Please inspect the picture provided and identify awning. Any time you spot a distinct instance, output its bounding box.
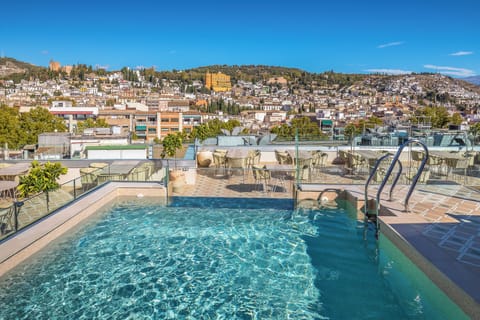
[321,120,333,126]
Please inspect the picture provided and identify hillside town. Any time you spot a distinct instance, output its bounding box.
[1,58,480,159]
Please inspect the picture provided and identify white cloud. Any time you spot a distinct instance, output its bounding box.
[423,64,476,77]
[365,68,413,75]
[449,51,473,56]
[377,41,404,49]
[41,50,49,55]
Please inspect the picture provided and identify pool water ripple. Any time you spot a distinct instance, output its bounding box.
[0,201,322,319]
[0,199,463,319]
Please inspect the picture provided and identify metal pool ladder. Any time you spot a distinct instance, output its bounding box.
[364,139,429,237]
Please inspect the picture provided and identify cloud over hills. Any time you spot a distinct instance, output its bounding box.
[424,64,476,77]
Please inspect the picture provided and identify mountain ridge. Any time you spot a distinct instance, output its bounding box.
[463,76,480,86]
[1,57,478,92]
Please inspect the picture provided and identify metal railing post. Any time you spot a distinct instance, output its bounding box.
[73,179,76,199]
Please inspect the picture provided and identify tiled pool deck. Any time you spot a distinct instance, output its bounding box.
[172,170,480,317]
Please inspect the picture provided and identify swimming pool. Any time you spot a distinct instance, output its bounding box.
[0,197,467,319]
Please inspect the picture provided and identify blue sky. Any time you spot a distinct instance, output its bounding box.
[1,0,479,77]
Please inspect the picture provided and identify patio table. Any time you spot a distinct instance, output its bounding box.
[0,163,30,181]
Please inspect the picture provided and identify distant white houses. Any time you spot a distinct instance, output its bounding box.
[49,102,99,133]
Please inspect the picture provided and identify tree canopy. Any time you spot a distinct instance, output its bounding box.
[17,161,67,198]
[271,116,326,140]
[0,105,24,149]
[411,105,450,128]
[189,119,242,142]
[161,132,184,158]
[76,118,109,134]
[0,105,67,149]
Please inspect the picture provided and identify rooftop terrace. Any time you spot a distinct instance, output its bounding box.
[1,142,480,317]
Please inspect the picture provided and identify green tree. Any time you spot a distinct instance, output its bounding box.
[344,123,360,141]
[161,132,183,158]
[106,98,116,106]
[19,107,67,145]
[271,117,324,140]
[189,119,240,142]
[367,115,383,127]
[76,118,110,134]
[411,106,450,128]
[450,113,463,126]
[0,105,25,149]
[271,123,293,138]
[17,161,67,198]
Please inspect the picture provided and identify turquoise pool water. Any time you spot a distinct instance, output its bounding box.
[0,197,465,319]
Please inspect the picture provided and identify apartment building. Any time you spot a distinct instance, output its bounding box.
[99,109,204,142]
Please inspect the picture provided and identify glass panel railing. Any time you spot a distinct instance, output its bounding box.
[0,160,168,243]
[169,166,296,197]
[3,151,479,243]
[16,192,49,231]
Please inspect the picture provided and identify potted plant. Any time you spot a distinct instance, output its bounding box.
[162,133,186,191]
[17,161,67,212]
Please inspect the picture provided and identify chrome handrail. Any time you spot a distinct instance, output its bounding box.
[363,139,429,238]
[364,153,403,214]
[376,139,429,217]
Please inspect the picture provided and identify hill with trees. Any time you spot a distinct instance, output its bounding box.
[1,56,478,96]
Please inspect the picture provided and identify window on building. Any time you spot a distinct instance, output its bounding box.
[161,118,169,122]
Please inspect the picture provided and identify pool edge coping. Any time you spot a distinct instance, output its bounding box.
[378,216,479,319]
[297,184,479,318]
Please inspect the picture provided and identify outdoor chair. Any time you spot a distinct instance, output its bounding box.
[252,165,271,192]
[350,153,368,175]
[128,166,148,181]
[344,151,368,175]
[411,150,424,163]
[213,151,228,176]
[247,150,261,169]
[275,150,293,165]
[426,155,444,176]
[293,157,311,181]
[227,157,248,183]
[451,157,470,183]
[139,161,155,180]
[312,151,328,168]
